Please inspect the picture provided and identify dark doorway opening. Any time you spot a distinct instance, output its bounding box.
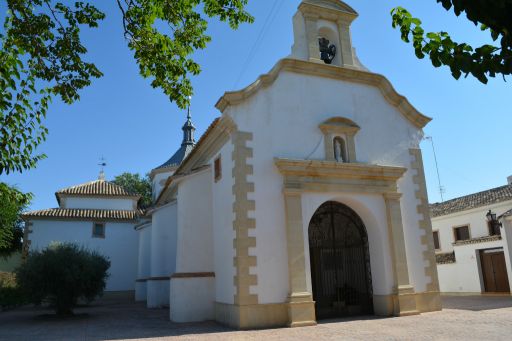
[308,201,373,319]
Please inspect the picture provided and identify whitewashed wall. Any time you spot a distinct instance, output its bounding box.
[437,239,503,293]
[135,223,151,301]
[29,220,138,291]
[224,69,428,302]
[62,197,136,210]
[147,202,177,308]
[210,142,236,304]
[170,168,214,322]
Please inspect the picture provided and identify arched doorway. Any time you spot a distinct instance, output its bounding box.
[308,201,373,319]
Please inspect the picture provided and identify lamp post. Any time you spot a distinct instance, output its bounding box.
[486,210,503,236]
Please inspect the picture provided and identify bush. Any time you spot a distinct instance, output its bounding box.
[0,272,25,310]
[16,243,110,315]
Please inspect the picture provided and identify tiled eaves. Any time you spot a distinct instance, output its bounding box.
[21,208,141,222]
[430,185,512,218]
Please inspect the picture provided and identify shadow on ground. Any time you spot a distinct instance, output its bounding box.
[1,295,512,340]
[0,298,233,341]
[442,295,512,311]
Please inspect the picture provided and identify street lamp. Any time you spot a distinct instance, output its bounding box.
[486,210,503,236]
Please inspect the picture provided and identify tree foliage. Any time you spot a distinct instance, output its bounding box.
[112,172,152,208]
[0,183,31,259]
[16,243,110,315]
[391,0,512,83]
[1,1,105,174]
[0,1,253,175]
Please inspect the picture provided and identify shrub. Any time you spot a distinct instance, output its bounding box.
[16,243,110,315]
[0,272,25,310]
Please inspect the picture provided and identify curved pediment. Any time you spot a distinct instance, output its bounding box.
[216,58,432,129]
[301,0,358,16]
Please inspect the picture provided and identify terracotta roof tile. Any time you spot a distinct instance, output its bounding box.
[430,185,512,218]
[56,180,139,197]
[22,208,141,221]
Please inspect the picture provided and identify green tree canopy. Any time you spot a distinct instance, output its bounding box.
[0,0,253,175]
[112,172,152,209]
[0,183,31,259]
[391,0,512,83]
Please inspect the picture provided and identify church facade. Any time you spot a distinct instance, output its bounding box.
[135,0,442,329]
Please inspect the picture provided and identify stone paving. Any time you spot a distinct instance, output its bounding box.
[1,295,511,340]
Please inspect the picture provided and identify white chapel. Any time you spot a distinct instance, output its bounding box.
[24,0,443,330]
[134,0,441,329]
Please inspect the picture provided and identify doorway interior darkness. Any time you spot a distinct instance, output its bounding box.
[308,201,374,319]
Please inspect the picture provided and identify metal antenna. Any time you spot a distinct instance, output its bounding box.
[98,156,107,180]
[424,136,445,202]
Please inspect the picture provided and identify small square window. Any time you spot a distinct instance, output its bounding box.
[214,156,222,182]
[433,231,440,250]
[92,223,105,238]
[454,225,470,242]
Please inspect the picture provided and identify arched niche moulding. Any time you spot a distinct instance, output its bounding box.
[319,117,360,162]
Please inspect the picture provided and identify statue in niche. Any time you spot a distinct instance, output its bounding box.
[319,37,336,64]
[333,137,346,162]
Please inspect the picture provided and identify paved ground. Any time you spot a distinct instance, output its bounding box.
[1,295,511,341]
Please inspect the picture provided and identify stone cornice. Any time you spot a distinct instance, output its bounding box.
[274,158,406,194]
[274,158,406,181]
[216,58,431,129]
[452,235,502,246]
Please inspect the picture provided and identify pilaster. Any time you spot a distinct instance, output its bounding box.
[383,192,419,316]
[283,191,316,327]
[337,19,355,67]
[304,13,321,63]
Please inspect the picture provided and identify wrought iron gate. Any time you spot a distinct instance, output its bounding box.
[309,201,373,319]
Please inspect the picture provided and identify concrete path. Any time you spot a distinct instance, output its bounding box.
[1,295,511,340]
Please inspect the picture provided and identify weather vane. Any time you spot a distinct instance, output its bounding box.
[98,156,107,180]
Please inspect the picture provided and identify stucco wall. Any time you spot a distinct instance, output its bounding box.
[135,223,151,301]
[175,169,214,273]
[437,239,503,293]
[210,141,236,304]
[151,203,178,277]
[224,69,429,303]
[29,220,138,291]
[147,202,177,308]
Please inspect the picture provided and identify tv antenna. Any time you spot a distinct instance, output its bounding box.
[423,136,445,202]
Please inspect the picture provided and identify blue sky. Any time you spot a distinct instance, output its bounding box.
[1,1,511,211]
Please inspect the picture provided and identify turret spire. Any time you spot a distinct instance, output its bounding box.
[182,97,196,146]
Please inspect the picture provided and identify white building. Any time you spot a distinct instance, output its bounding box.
[22,177,141,293]
[431,177,512,295]
[135,0,442,329]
